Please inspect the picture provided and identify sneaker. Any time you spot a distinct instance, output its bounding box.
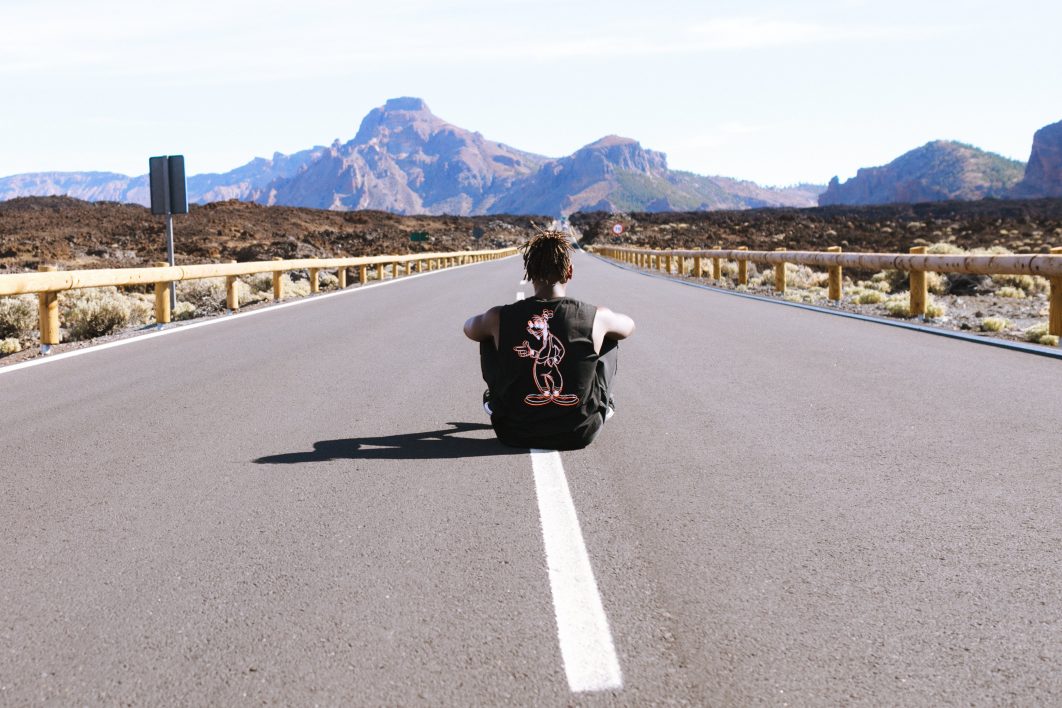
[604,395,616,422]
[483,389,493,416]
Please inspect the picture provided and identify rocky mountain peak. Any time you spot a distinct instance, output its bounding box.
[1012,119,1062,198]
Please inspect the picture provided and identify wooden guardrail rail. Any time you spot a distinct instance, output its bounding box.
[0,247,517,351]
[593,244,1062,339]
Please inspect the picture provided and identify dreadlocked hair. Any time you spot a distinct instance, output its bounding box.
[522,231,573,284]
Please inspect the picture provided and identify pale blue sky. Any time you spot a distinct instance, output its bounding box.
[2,0,1059,186]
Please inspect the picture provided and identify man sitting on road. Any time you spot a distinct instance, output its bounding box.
[463,232,635,450]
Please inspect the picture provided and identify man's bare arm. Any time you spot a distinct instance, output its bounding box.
[463,306,501,347]
[592,306,635,352]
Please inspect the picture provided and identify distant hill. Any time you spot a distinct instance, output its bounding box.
[0,97,822,217]
[819,140,1025,206]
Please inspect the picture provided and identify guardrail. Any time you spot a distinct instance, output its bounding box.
[0,247,517,351]
[593,244,1062,339]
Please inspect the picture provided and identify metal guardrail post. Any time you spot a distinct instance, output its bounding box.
[272,257,284,300]
[737,246,749,285]
[909,246,928,317]
[309,268,319,293]
[37,265,60,351]
[774,248,787,292]
[153,261,172,325]
[1051,247,1062,337]
[225,260,239,312]
[827,246,843,302]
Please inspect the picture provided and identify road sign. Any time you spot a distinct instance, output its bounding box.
[149,155,188,215]
[410,231,430,242]
[149,154,188,313]
[612,223,625,235]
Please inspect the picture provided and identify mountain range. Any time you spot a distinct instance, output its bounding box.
[819,119,1062,206]
[0,98,820,217]
[2,100,1060,214]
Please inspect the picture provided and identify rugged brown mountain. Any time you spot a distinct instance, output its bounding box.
[819,141,1025,206]
[1011,119,1062,198]
[0,97,822,217]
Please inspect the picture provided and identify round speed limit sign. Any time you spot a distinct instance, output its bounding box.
[612,223,625,235]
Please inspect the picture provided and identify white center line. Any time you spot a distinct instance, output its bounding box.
[529,449,623,693]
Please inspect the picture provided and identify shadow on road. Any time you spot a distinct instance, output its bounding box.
[253,422,525,463]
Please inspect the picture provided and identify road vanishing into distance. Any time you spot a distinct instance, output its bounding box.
[2,251,1060,705]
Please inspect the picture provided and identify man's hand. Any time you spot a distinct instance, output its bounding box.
[513,341,534,357]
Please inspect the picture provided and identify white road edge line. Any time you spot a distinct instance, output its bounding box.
[0,256,516,377]
[529,449,623,693]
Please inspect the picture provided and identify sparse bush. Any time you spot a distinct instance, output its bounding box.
[1,337,22,354]
[884,293,912,318]
[1024,323,1060,346]
[992,274,1049,296]
[0,295,37,339]
[926,271,948,295]
[318,272,339,289]
[176,278,227,315]
[980,317,1009,332]
[925,302,946,319]
[280,274,311,298]
[62,287,131,340]
[926,242,965,255]
[173,302,197,321]
[247,273,273,293]
[854,290,885,304]
[995,286,1025,299]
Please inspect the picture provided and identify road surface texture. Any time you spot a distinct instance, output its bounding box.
[1,251,1059,705]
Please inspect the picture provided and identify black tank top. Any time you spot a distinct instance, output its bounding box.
[492,297,603,449]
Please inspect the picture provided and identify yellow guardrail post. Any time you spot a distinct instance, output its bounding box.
[665,252,673,274]
[737,246,748,285]
[225,260,240,312]
[694,255,703,277]
[827,246,843,302]
[153,261,172,325]
[677,254,686,276]
[909,246,927,318]
[37,265,60,350]
[1051,247,1062,337]
[309,267,320,293]
[337,266,347,289]
[392,260,399,278]
[774,248,787,292]
[712,246,722,280]
[272,257,284,300]
[359,264,367,284]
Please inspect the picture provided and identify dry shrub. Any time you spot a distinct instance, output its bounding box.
[0,295,37,339]
[173,302,197,321]
[980,317,1009,332]
[244,272,275,294]
[318,271,339,289]
[994,286,1025,299]
[61,287,132,340]
[991,274,1049,296]
[926,242,966,255]
[280,274,311,298]
[884,293,912,318]
[1,337,22,354]
[925,302,946,319]
[854,289,885,304]
[176,278,227,315]
[1024,323,1060,346]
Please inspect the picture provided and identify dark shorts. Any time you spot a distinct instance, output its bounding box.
[480,338,619,450]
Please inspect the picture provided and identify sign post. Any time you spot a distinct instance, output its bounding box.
[149,155,188,313]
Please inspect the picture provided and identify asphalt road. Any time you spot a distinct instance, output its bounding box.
[1,251,1059,705]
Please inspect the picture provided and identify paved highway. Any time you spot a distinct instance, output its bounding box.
[1,251,1059,705]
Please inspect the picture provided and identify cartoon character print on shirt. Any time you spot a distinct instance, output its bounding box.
[512,309,581,406]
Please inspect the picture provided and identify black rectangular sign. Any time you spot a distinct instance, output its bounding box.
[149,155,188,215]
